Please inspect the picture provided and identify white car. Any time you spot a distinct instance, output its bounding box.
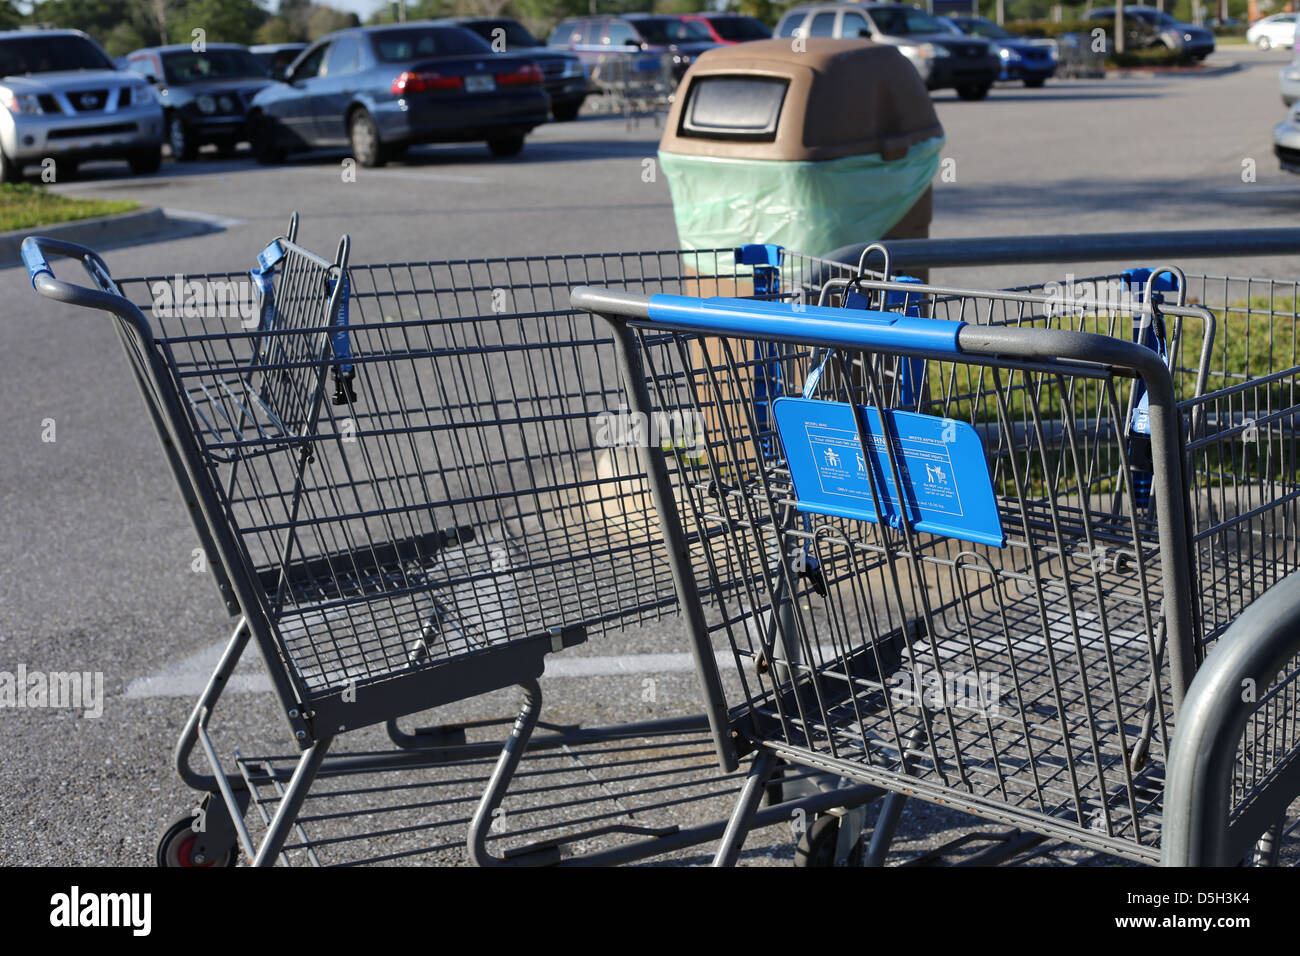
[1273,101,1300,172]
[1281,46,1300,105]
[1248,12,1296,51]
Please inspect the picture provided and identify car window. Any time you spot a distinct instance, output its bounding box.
[291,43,328,80]
[842,12,872,36]
[808,12,836,37]
[867,7,946,35]
[606,21,639,45]
[161,48,268,85]
[548,21,576,45]
[577,21,599,44]
[632,18,714,44]
[776,13,804,38]
[709,16,772,41]
[126,54,157,79]
[473,20,539,48]
[323,35,360,75]
[0,34,115,75]
[369,27,492,61]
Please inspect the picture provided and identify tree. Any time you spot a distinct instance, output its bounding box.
[304,4,359,39]
[253,15,297,42]
[168,0,268,45]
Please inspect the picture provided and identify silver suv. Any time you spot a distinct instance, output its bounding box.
[0,28,164,182]
[775,3,1000,99]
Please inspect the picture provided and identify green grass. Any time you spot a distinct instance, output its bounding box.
[0,183,138,233]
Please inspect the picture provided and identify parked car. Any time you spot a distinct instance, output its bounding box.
[1085,7,1215,60]
[1274,100,1300,172]
[680,12,774,44]
[0,28,162,182]
[247,23,550,166]
[944,15,1056,87]
[1247,13,1297,51]
[774,3,1000,99]
[125,44,271,160]
[1281,33,1300,105]
[547,14,719,82]
[442,17,588,121]
[250,43,308,76]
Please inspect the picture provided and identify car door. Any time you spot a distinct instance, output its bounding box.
[280,40,329,145]
[311,33,362,147]
[806,11,837,38]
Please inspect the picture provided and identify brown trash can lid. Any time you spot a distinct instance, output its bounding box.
[659,38,942,163]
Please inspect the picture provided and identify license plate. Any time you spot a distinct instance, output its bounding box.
[465,75,496,92]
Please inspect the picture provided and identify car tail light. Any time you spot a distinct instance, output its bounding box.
[391,71,463,94]
[496,64,543,87]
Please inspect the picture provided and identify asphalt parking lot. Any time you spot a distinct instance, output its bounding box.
[3,44,1300,867]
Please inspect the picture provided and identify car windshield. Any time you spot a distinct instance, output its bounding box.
[0,35,114,75]
[955,18,1014,39]
[709,16,772,41]
[161,49,268,85]
[633,18,714,44]
[867,7,946,36]
[370,27,492,61]
[468,20,540,48]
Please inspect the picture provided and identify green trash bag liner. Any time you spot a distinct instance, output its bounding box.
[659,137,943,274]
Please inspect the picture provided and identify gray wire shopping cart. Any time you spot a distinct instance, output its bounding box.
[574,254,1300,866]
[21,218,880,867]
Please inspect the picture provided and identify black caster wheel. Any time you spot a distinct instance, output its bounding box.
[156,814,238,867]
[794,813,864,867]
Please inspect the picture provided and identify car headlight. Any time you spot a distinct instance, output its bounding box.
[131,84,157,106]
[928,43,950,58]
[0,87,42,115]
[999,46,1022,62]
[196,94,216,114]
[1184,32,1193,41]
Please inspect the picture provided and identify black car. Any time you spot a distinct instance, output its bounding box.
[247,24,551,165]
[125,44,271,160]
[444,17,588,121]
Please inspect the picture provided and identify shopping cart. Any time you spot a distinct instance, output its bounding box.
[586,50,676,129]
[574,255,1300,866]
[21,218,880,867]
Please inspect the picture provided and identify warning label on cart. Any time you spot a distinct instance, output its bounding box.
[773,397,1004,548]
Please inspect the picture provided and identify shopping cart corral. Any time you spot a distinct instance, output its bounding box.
[573,248,1300,866]
[22,219,886,867]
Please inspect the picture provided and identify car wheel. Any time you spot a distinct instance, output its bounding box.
[168,115,197,162]
[552,101,582,122]
[1023,77,1046,88]
[956,84,990,101]
[128,146,162,175]
[1258,36,1272,51]
[348,109,388,168]
[487,134,525,158]
[0,147,20,184]
[250,113,285,165]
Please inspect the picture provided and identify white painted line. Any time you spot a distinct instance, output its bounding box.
[162,207,247,228]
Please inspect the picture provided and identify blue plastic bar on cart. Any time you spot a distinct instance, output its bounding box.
[21,238,54,290]
[644,295,964,357]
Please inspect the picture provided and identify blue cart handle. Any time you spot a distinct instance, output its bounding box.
[21,235,153,343]
[571,287,964,358]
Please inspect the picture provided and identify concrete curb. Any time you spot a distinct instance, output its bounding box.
[1105,61,1243,79]
[0,205,167,266]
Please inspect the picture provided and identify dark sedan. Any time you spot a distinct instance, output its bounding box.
[247,24,550,166]
[125,44,271,160]
[444,17,588,121]
[945,16,1056,87]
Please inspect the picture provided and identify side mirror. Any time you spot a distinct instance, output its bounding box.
[624,37,640,46]
[144,72,159,84]
[858,28,872,37]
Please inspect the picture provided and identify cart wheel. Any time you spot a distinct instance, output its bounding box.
[794,813,863,868]
[156,815,237,868]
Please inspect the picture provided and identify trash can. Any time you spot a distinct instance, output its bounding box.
[659,37,944,284]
